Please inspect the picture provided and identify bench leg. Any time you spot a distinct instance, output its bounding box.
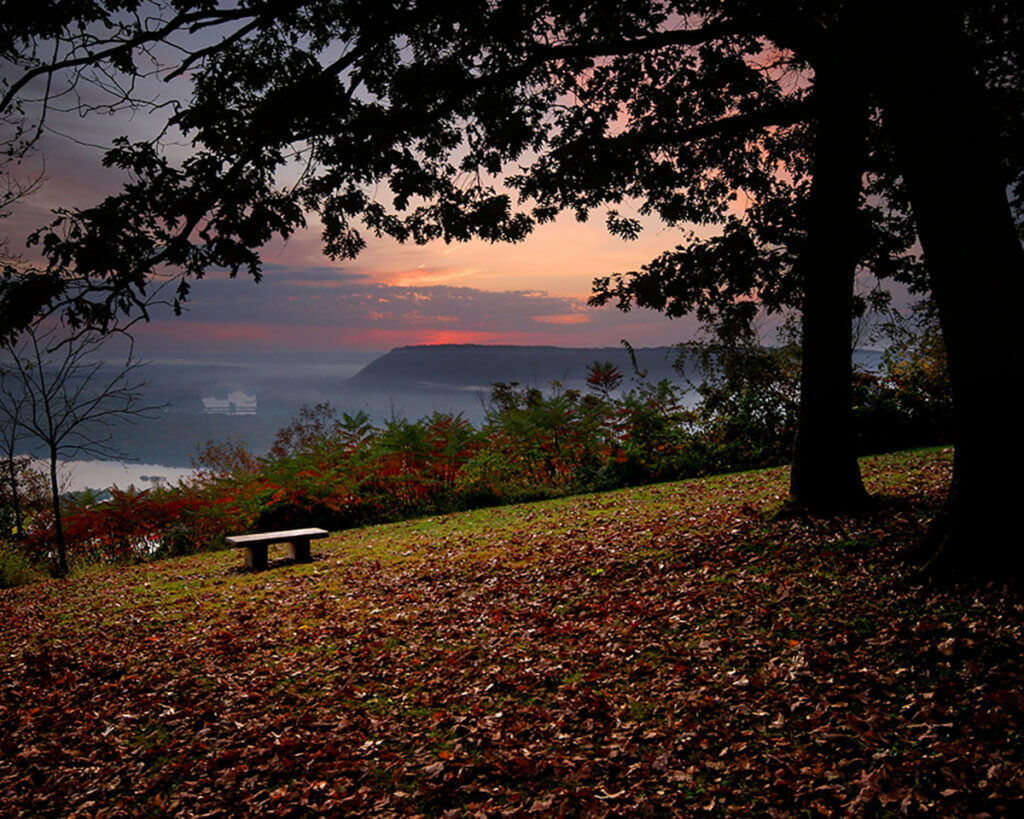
[287,538,312,563]
[244,543,269,571]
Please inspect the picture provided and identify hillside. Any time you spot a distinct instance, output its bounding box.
[348,344,689,388]
[2,449,1022,815]
[347,344,884,389]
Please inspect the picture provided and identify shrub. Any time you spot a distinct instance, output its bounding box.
[855,301,953,454]
[0,543,42,588]
[681,336,800,470]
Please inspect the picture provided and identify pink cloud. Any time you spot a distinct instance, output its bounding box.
[378,267,479,287]
[532,313,591,325]
[123,269,708,360]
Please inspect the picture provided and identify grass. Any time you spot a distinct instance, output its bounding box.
[2,447,1023,816]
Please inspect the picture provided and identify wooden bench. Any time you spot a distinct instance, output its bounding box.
[226,528,329,570]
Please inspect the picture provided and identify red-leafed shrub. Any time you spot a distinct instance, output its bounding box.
[23,487,214,565]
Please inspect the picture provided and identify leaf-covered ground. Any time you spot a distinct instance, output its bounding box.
[2,448,1022,817]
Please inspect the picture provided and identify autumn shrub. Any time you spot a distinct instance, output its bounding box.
[1,457,49,543]
[153,522,204,558]
[251,405,377,529]
[37,487,218,565]
[679,318,951,468]
[24,440,269,568]
[598,378,697,486]
[356,413,482,518]
[0,542,42,587]
[479,381,611,497]
[253,408,484,528]
[454,454,507,507]
[63,489,159,562]
[185,437,270,540]
[854,304,952,454]
[683,337,801,471]
[253,462,366,531]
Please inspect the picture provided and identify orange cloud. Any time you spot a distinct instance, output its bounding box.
[379,267,479,288]
[419,329,536,345]
[532,313,591,325]
[135,320,553,353]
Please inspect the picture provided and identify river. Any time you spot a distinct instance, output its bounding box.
[27,459,196,493]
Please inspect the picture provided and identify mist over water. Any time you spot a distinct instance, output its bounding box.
[28,459,196,493]
[82,346,688,466]
[19,346,883,483]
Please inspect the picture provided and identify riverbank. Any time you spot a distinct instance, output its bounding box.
[25,459,195,493]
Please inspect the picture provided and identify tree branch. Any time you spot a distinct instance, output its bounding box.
[0,8,258,114]
[532,21,756,62]
[612,98,812,148]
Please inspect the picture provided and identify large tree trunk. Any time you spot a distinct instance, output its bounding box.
[789,51,870,514]
[870,3,1024,578]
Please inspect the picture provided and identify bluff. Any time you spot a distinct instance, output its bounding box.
[348,344,689,389]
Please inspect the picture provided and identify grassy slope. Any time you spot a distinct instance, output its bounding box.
[1,448,1022,816]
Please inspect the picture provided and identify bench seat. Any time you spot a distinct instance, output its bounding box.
[226,527,329,570]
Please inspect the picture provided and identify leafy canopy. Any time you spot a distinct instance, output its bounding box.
[2,1,1019,338]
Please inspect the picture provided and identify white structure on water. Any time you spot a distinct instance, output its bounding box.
[201,389,257,415]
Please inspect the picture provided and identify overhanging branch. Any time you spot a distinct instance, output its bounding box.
[533,21,755,62]
[612,98,812,148]
[0,8,258,114]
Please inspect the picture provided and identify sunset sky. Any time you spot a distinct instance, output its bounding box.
[6,109,710,364]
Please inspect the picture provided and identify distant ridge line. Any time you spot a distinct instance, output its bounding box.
[349,343,686,388]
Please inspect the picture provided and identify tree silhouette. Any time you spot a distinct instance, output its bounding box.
[861,2,1024,577]
[0,324,160,575]
[0,2,881,513]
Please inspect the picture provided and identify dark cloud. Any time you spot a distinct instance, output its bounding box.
[3,108,704,360]
[130,263,699,360]
[167,268,584,330]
